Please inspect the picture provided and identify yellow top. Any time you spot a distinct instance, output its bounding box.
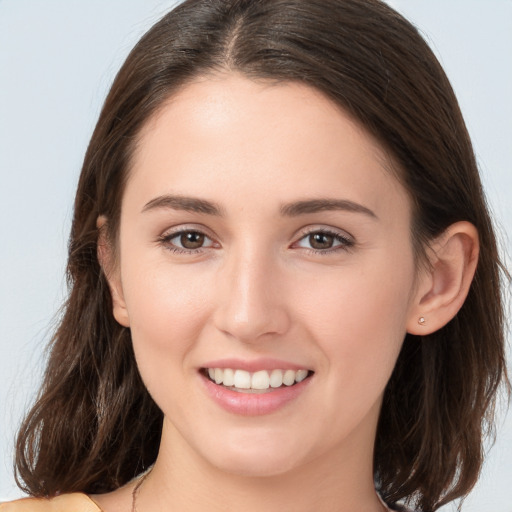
[0,493,102,512]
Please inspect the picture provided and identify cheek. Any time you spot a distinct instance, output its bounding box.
[120,254,215,369]
[120,257,220,416]
[294,255,415,380]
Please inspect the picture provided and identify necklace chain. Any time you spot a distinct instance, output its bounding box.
[131,470,150,512]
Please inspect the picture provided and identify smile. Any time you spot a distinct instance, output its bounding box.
[199,359,315,415]
[204,368,312,393]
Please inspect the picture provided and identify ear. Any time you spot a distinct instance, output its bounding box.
[96,216,130,328]
[406,221,479,335]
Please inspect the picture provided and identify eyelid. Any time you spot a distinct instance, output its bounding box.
[295,225,354,241]
[159,223,217,240]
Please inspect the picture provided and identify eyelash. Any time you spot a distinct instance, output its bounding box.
[158,228,355,255]
[295,228,355,255]
[158,229,216,255]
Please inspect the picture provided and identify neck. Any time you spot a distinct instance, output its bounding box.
[137,419,385,512]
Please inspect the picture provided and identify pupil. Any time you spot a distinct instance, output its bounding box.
[310,233,333,249]
[181,231,204,249]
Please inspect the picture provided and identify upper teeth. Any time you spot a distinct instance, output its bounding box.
[207,368,309,390]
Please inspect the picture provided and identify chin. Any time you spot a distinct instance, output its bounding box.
[197,430,311,478]
[212,452,302,478]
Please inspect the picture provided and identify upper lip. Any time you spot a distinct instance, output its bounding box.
[200,358,312,372]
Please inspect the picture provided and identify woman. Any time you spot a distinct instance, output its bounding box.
[2,0,508,511]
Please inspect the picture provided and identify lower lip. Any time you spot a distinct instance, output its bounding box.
[200,372,312,416]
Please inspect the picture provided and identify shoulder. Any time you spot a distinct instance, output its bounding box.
[0,493,102,512]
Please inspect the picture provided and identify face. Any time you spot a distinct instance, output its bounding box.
[110,74,422,478]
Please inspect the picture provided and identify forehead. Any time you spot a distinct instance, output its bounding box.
[126,73,408,220]
[137,74,385,161]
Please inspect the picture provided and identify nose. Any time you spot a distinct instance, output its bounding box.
[213,243,290,343]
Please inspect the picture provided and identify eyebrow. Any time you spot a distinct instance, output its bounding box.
[141,194,377,219]
[141,195,224,216]
[280,198,377,219]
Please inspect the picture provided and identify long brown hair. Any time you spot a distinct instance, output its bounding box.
[15,1,509,510]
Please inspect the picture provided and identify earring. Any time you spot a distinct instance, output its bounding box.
[418,316,426,326]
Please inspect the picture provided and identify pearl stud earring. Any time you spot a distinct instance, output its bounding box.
[418,316,426,326]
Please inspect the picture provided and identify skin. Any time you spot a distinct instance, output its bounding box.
[94,74,479,512]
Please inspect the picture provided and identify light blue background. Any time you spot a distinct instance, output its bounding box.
[1,1,510,510]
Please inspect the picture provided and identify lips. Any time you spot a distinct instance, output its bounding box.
[199,360,314,415]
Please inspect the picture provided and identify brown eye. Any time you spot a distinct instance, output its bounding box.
[309,232,334,249]
[180,231,205,249]
[294,229,354,253]
[161,229,217,253]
